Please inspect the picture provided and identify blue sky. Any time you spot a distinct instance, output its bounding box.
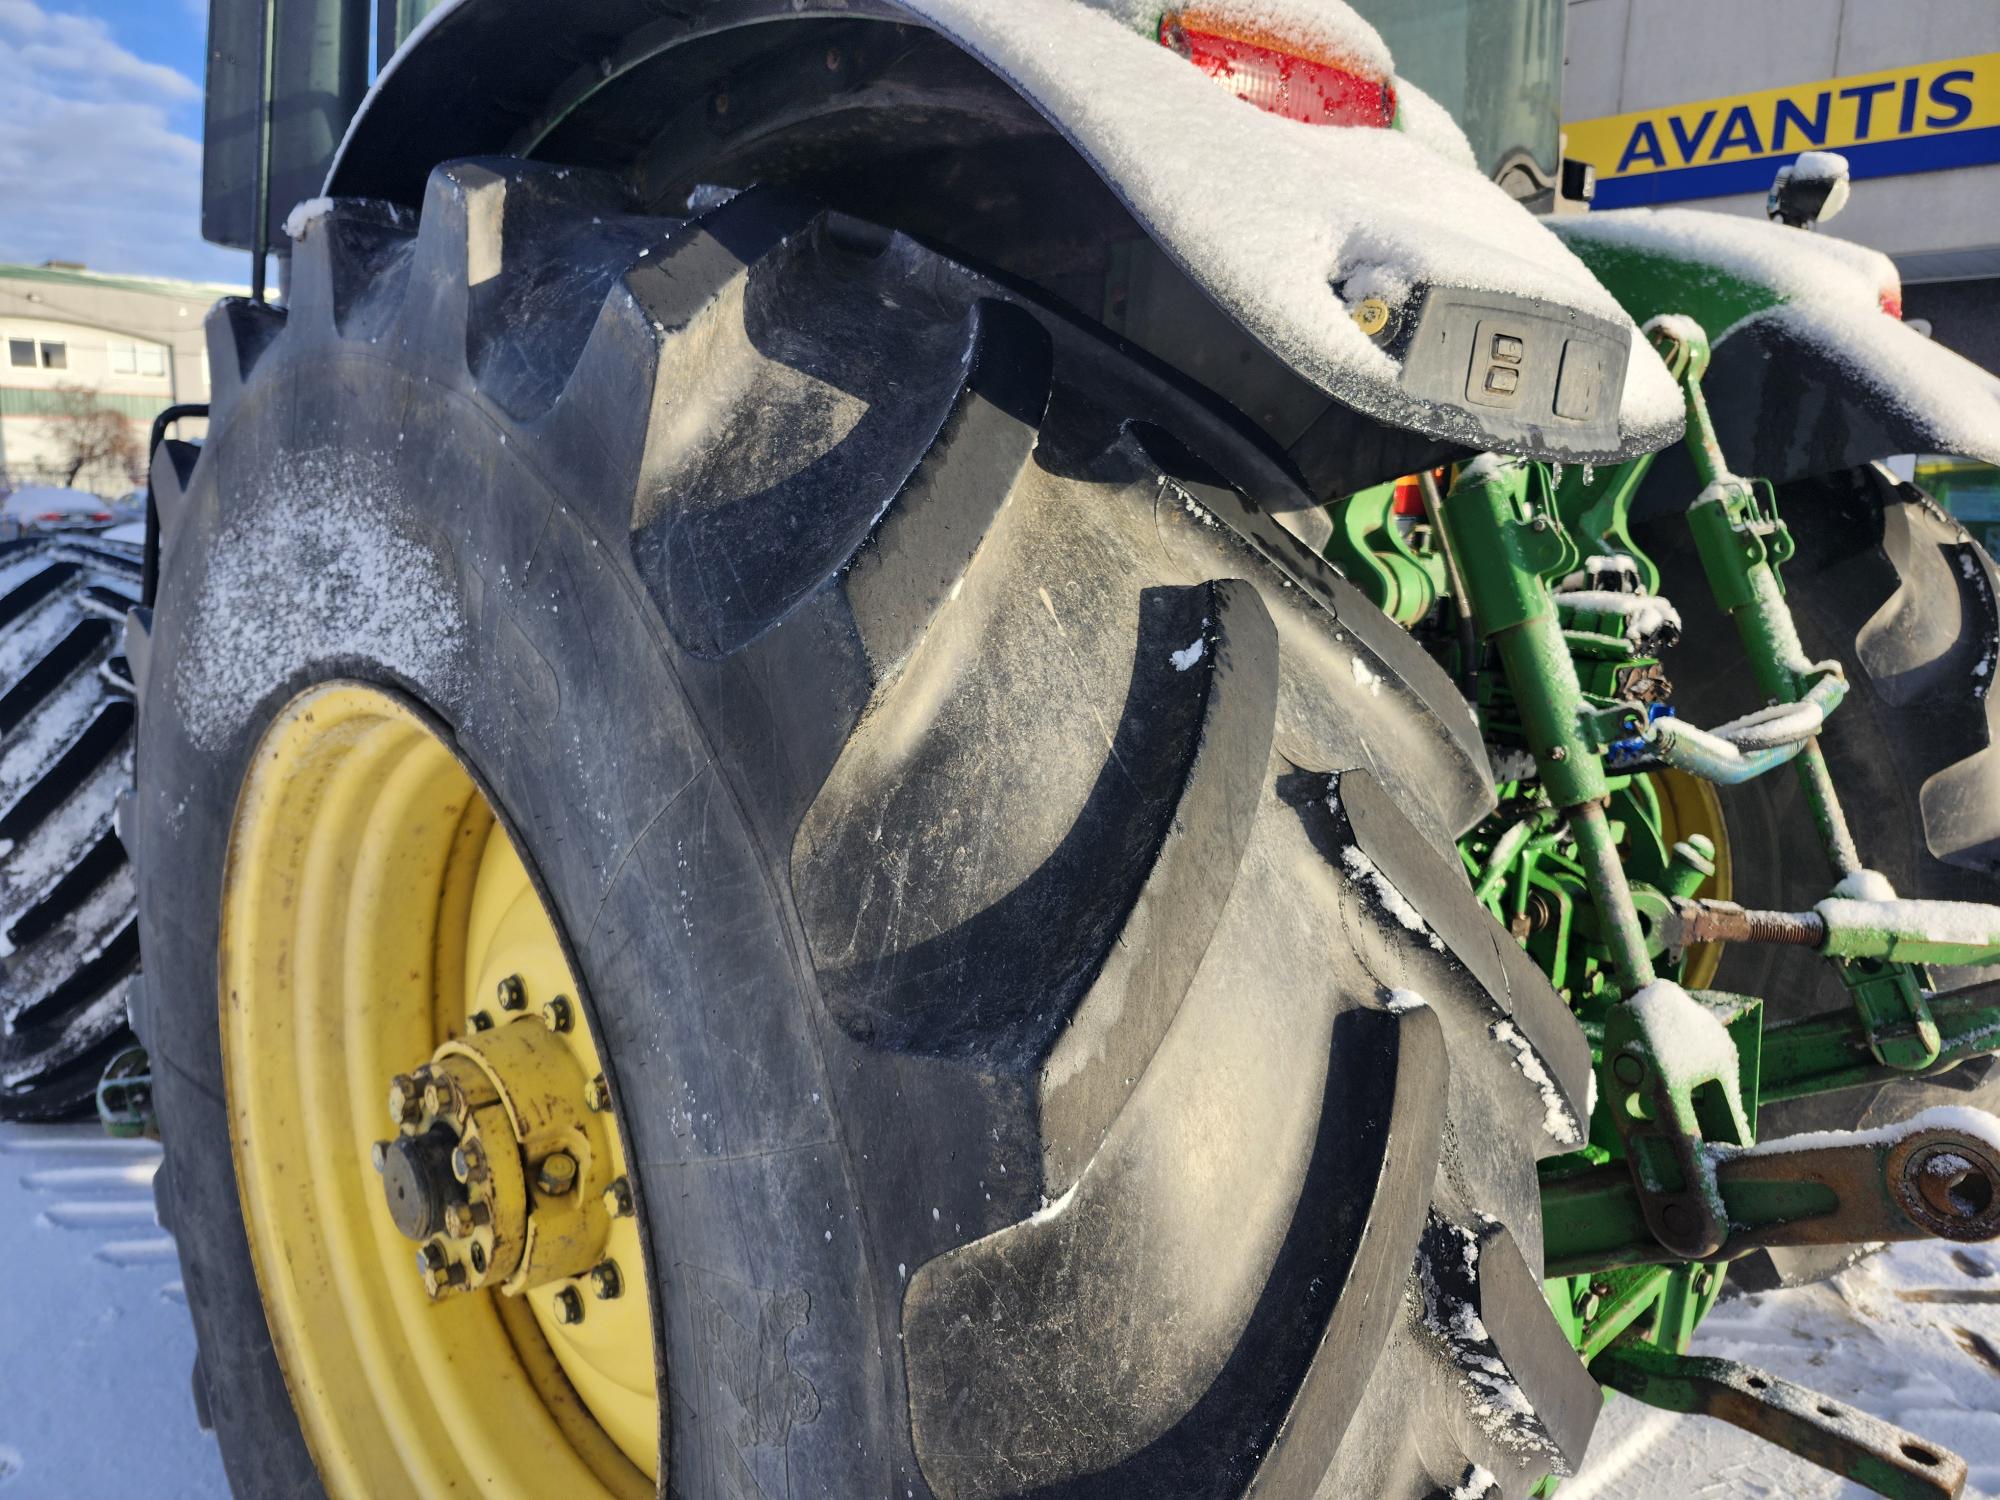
[0,0,249,283]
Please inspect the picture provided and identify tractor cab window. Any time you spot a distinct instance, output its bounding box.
[1351,0,1565,197]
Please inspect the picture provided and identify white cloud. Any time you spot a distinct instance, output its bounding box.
[0,1,246,283]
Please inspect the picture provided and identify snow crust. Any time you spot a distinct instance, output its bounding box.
[1747,300,2000,463]
[282,197,335,241]
[1726,1105,2000,1162]
[1790,150,1850,186]
[1169,635,1207,671]
[1556,207,1897,325]
[1384,987,1428,1014]
[1491,1018,1583,1147]
[1814,897,2000,949]
[1417,1219,1567,1465]
[172,449,464,749]
[900,0,1682,446]
[1339,844,1443,951]
[1833,868,1897,902]
[1089,0,1392,73]
[1553,588,1680,644]
[1627,980,1744,1113]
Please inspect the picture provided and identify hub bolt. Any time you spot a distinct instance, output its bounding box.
[371,1141,389,1173]
[470,1010,495,1032]
[418,1240,448,1275]
[603,1175,634,1218]
[585,1074,612,1112]
[589,1260,623,1300]
[542,995,574,1033]
[387,1074,423,1126]
[443,1200,489,1238]
[554,1287,585,1325]
[536,1151,579,1196]
[496,974,527,1012]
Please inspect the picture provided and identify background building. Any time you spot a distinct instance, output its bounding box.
[1563,1,2000,548]
[0,262,238,498]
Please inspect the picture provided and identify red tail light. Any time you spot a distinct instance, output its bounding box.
[1879,287,1904,320]
[1160,11,1396,127]
[36,512,63,523]
[91,511,112,521]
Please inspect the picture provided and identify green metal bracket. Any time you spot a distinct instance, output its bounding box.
[1322,478,1446,627]
[1598,988,1758,1258]
[1592,1344,1970,1499]
[1760,980,2000,1103]
[1842,959,1944,1071]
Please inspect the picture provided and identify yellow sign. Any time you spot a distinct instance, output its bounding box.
[1566,52,2000,207]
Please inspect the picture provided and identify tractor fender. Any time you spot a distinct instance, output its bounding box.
[1702,301,2000,483]
[325,0,1682,468]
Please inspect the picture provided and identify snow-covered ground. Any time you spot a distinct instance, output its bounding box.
[0,1122,224,1497]
[1,1117,1995,1497]
[1569,1238,2000,1499]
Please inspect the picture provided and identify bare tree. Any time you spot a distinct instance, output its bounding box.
[44,384,140,489]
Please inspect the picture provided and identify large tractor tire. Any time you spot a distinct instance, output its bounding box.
[0,533,140,1120]
[134,160,1600,1498]
[1644,463,2000,1284]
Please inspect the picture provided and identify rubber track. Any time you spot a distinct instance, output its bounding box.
[156,160,1599,1497]
[0,536,141,1121]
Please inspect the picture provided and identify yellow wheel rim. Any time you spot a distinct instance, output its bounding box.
[220,682,660,1497]
[1652,766,1734,990]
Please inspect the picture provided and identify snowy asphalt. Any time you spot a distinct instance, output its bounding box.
[1,1118,1995,1498]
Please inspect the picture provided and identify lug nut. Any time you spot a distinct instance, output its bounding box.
[371,1140,389,1173]
[553,1287,584,1325]
[585,1074,612,1112]
[422,1076,452,1116]
[536,1151,579,1196]
[418,1240,448,1275]
[452,1140,486,1184]
[496,974,527,1012]
[589,1260,622,1300]
[387,1074,422,1126]
[470,1010,495,1032]
[603,1175,634,1218]
[542,995,574,1033]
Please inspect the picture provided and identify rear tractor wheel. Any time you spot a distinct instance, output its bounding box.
[135,159,1602,1497]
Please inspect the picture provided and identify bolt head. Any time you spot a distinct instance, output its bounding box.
[585,1074,612,1112]
[496,974,527,1012]
[536,1151,579,1196]
[553,1287,584,1325]
[589,1260,623,1300]
[1613,1051,1646,1086]
[542,995,574,1033]
[418,1240,448,1274]
[371,1140,389,1174]
[1547,746,1568,763]
[603,1175,634,1218]
[470,1010,494,1032]
[444,1202,476,1238]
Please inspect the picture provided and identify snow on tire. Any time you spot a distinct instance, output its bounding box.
[0,533,141,1121]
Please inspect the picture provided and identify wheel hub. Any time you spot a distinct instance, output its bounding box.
[374,1000,618,1299]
